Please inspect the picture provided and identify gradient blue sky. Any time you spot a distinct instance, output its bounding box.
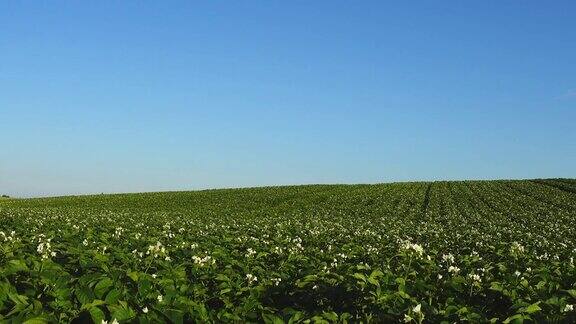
[1,1,575,197]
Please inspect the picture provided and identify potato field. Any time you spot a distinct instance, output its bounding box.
[1,179,576,323]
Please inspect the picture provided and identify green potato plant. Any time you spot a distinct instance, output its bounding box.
[1,179,576,323]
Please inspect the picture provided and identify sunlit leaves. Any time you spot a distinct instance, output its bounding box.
[0,179,576,322]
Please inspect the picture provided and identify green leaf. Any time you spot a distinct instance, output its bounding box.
[303,275,317,282]
[490,282,503,292]
[288,311,305,324]
[81,299,105,310]
[76,286,94,306]
[89,306,105,324]
[263,313,285,324]
[457,307,469,314]
[138,280,153,296]
[309,316,329,324]
[322,311,338,321]
[566,289,576,298]
[23,317,50,324]
[369,270,384,278]
[94,277,113,299]
[105,289,122,304]
[5,259,29,275]
[367,276,380,286]
[353,273,366,282]
[8,292,29,306]
[503,313,525,324]
[108,302,136,321]
[523,302,541,314]
[395,277,406,289]
[220,288,232,295]
[127,271,139,282]
[164,308,184,324]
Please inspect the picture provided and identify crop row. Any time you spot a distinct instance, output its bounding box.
[1,179,576,323]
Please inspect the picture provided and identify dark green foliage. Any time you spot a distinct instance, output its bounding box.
[0,179,576,323]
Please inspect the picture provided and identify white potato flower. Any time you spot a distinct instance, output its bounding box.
[448,266,460,274]
[246,274,258,285]
[413,304,421,313]
[403,314,413,323]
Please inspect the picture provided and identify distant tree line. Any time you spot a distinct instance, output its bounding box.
[1,194,9,198]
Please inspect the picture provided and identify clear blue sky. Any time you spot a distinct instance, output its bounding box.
[1,1,575,197]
